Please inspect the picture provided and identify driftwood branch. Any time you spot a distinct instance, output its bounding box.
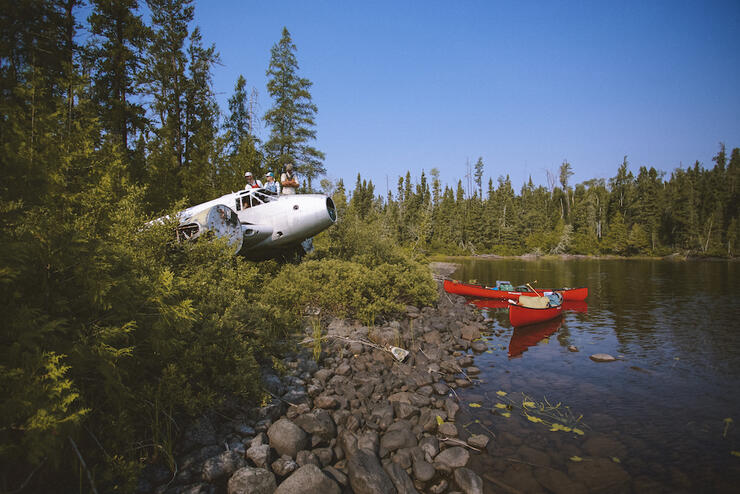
[439,437,481,451]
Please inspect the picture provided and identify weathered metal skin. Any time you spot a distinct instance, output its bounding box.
[165,187,337,259]
[176,204,244,254]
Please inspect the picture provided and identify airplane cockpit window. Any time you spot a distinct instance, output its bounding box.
[252,192,273,204]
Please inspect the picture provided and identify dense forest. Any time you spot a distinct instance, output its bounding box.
[1,0,737,491]
[349,147,739,257]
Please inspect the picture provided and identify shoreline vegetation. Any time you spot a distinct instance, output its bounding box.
[430,252,739,263]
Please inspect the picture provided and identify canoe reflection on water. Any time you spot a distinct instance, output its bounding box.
[507,318,563,358]
[471,298,588,314]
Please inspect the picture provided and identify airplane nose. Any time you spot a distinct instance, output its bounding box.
[326,197,337,222]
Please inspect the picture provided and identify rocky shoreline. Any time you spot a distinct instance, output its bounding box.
[138,279,492,494]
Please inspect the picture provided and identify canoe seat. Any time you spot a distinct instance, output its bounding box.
[518,296,550,309]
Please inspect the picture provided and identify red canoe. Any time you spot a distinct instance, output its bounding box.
[508,292,563,327]
[508,318,563,358]
[443,279,588,301]
[472,298,588,313]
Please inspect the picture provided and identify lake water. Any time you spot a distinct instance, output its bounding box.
[447,258,740,493]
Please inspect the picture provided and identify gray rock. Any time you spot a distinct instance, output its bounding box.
[370,404,394,429]
[338,429,358,458]
[460,324,481,341]
[411,448,435,482]
[314,394,340,409]
[394,402,419,420]
[246,443,272,468]
[391,448,413,470]
[454,467,483,494]
[268,418,309,459]
[358,430,380,455]
[438,422,458,437]
[227,467,276,494]
[336,363,351,376]
[262,373,286,397]
[467,434,489,449]
[384,461,420,494]
[568,345,579,352]
[419,437,439,459]
[445,398,460,421]
[234,424,256,437]
[271,455,299,477]
[380,422,417,453]
[202,451,247,482]
[589,353,616,362]
[294,409,337,444]
[432,382,449,395]
[470,341,488,353]
[275,464,341,494]
[434,447,469,471]
[296,450,321,467]
[323,465,348,487]
[282,388,310,405]
[567,457,630,492]
[348,449,397,494]
[313,447,334,467]
[429,479,448,494]
[534,467,588,494]
[314,368,334,383]
[181,417,217,453]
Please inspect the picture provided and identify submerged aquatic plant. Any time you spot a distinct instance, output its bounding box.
[491,391,587,434]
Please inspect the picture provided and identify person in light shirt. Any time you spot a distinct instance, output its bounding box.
[244,171,263,189]
[280,163,299,195]
[263,171,280,195]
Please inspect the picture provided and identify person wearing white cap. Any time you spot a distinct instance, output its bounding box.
[263,171,280,195]
[244,171,263,189]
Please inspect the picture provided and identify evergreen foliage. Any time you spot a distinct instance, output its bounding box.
[263,27,325,190]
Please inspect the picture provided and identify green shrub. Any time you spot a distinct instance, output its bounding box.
[262,257,436,322]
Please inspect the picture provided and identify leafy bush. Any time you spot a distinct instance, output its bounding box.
[262,257,437,322]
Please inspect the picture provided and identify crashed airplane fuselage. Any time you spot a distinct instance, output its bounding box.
[172,188,337,259]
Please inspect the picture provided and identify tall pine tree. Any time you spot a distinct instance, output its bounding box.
[264,27,325,190]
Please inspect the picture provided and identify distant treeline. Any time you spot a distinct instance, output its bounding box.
[341,150,739,258]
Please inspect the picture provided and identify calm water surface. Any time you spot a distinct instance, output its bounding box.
[448,258,740,493]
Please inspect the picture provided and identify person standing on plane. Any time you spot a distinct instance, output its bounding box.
[263,172,280,195]
[244,171,263,189]
[280,163,299,195]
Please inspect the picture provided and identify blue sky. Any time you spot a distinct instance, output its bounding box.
[194,0,740,195]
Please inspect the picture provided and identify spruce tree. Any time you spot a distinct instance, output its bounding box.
[145,0,194,209]
[223,75,262,187]
[87,0,148,156]
[264,27,325,190]
[474,157,484,198]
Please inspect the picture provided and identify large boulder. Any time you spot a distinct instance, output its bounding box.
[275,464,340,494]
[294,409,337,444]
[434,447,470,471]
[348,449,397,494]
[227,467,276,494]
[202,451,247,482]
[268,418,308,459]
[384,461,419,494]
[454,467,483,494]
